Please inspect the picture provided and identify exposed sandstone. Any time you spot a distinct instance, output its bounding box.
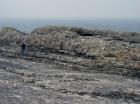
[0,26,140,76]
[23,26,140,71]
[0,27,25,46]
[0,26,140,104]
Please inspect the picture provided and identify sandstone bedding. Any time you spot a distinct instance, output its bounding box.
[0,26,140,104]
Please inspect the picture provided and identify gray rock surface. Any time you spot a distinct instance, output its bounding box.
[0,55,140,104]
[71,27,140,43]
[24,26,140,72]
[0,26,140,76]
[0,26,140,103]
[0,27,25,46]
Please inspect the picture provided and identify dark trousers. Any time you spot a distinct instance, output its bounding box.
[21,48,26,56]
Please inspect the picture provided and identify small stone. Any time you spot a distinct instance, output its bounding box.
[102,47,105,50]
[126,88,136,96]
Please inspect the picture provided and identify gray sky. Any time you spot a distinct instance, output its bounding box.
[0,0,140,19]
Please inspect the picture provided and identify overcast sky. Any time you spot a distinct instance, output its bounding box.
[0,0,140,19]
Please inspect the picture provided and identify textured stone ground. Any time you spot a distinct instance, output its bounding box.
[0,26,140,104]
[0,55,140,104]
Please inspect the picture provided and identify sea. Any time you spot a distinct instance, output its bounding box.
[0,18,140,33]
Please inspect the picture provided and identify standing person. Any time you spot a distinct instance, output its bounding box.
[21,43,26,56]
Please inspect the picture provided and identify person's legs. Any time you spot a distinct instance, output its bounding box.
[21,48,25,56]
[24,47,27,55]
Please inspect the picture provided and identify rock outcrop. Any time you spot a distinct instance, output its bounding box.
[1,56,140,104]
[0,26,140,77]
[0,26,140,104]
[0,27,25,46]
[23,26,140,71]
[71,27,140,43]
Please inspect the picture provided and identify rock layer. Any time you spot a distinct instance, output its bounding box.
[0,27,25,46]
[24,26,140,72]
[0,55,140,104]
[0,26,140,103]
[0,26,140,76]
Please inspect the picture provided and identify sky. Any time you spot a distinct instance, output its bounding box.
[0,0,140,19]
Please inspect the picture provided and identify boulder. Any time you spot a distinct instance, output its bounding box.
[0,27,24,46]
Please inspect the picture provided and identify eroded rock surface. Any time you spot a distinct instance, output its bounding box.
[0,56,140,104]
[0,26,140,103]
[0,27,26,46]
[28,26,140,70]
[1,26,138,77]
